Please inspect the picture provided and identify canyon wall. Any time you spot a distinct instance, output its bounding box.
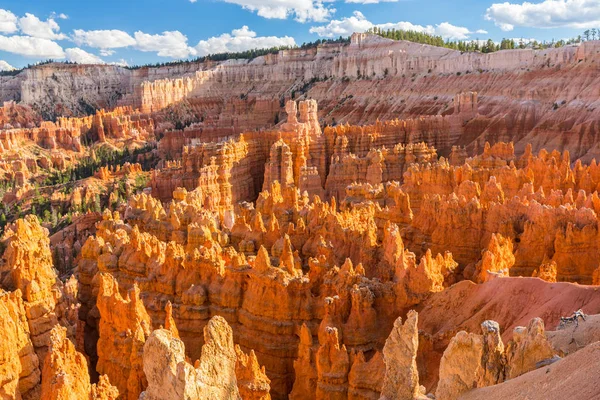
[3,33,600,400]
[4,37,600,160]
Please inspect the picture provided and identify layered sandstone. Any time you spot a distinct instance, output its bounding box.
[0,289,41,399]
[41,325,119,400]
[4,36,600,400]
[141,316,238,400]
[380,310,425,400]
[76,179,459,398]
[0,216,76,364]
[5,37,600,162]
[96,273,151,400]
[460,342,600,400]
[436,317,555,400]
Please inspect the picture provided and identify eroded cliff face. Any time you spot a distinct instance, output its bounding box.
[71,137,600,399]
[141,315,269,400]
[96,273,151,400]
[0,216,77,364]
[75,186,457,398]
[0,288,41,400]
[41,325,119,400]
[153,101,600,286]
[0,216,119,400]
[5,36,600,161]
[3,102,600,399]
[19,64,134,120]
[3,36,600,400]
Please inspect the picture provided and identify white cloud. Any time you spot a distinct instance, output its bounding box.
[0,35,65,58]
[311,11,482,40]
[100,49,115,56]
[221,0,334,22]
[0,60,15,71]
[309,11,373,37]
[435,22,471,40]
[72,29,136,49]
[18,13,66,40]
[134,31,197,59]
[345,0,398,3]
[0,9,17,33]
[486,0,600,31]
[376,20,435,34]
[111,59,129,67]
[475,29,488,34]
[65,48,105,64]
[50,12,68,20]
[195,26,296,56]
[72,26,294,60]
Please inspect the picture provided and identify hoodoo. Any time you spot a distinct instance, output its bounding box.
[2,3,600,398]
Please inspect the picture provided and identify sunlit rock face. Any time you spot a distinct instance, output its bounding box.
[3,34,600,400]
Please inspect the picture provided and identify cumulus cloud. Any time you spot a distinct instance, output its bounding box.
[309,11,373,37]
[134,31,197,58]
[485,0,600,31]
[220,0,334,22]
[0,9,17,33]
[18,13,66,40]
[310,11,481,40]
[0,35,65,58]
[195,25,296,56]
[65,48,105,64]
[71,26,294,60]
[434,22,471,40]
[0,60,15,71]
[111,59,129,67]
[72,29,137,50]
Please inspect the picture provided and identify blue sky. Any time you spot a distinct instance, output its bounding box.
[0,0,597,69]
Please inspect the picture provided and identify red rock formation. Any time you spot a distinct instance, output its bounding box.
[236,345,272,400]
[347,351,384,400]
[459,342,600,400]
[7,34,600,400]
[0,101,41,129]
[436,319,507,399]
[289,324,318,400]
[315,327,350,400]
[380,310,425,400]
[505,318,554,379]
[0,217,119,400]
[471,233,514,283]
[418,277,600,391]
[41,325,119,400]
[141,315,270,400]
[532,259,557,283]
[0,216,76,364]
[96,273,151,400]
[0,289,41,399]
[436,331,483,400]
[78,179,464,397]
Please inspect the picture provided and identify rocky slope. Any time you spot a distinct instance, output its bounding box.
[2,32,600,400]
[4,35,600,158]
